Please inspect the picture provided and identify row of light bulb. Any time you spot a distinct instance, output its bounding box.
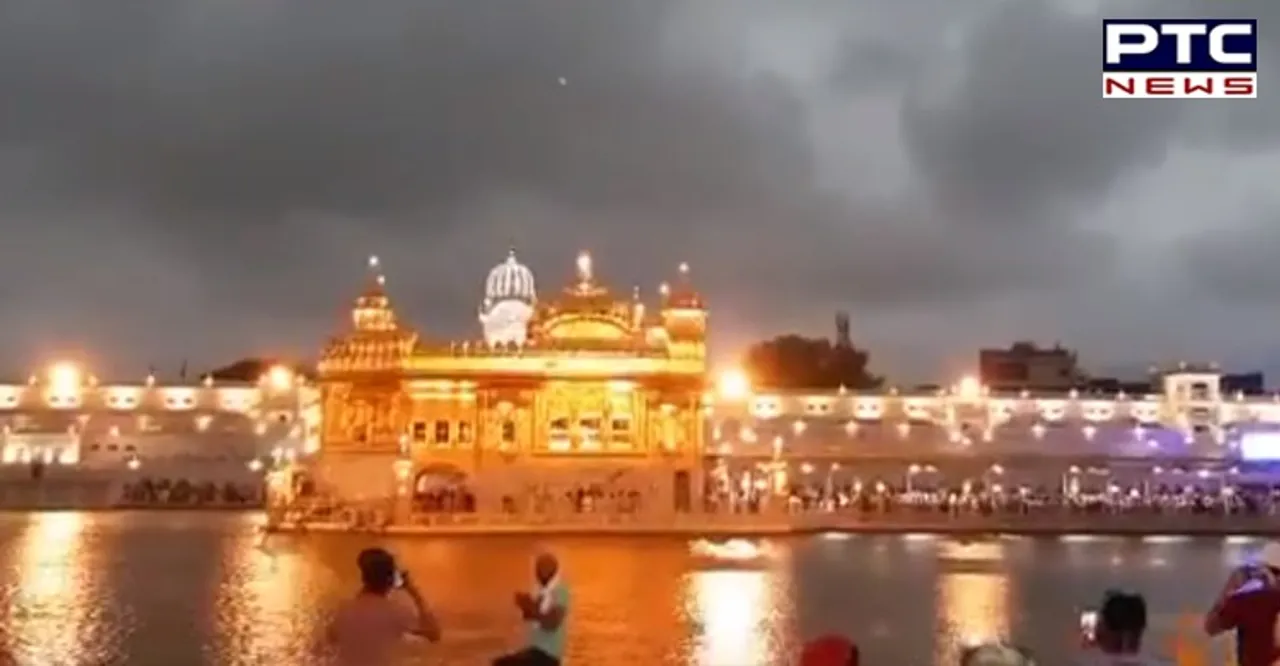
[715,420,1231,446]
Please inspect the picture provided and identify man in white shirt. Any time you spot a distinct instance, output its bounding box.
[492,552,569,666]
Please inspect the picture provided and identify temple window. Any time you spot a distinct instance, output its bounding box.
[411,421,427,443]
[457,421,472,444]
[578,416,602,450]
[354,427,368,443]
[609,417,632,448]
[433,420,450,445]
[548,417,570,451]
[501,420,516,443]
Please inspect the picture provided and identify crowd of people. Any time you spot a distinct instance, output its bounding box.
[118,477,261,507]
[317,539,1280,665]
[708,480,1280,518]
[498,483,649,515]
[415,485,476,513]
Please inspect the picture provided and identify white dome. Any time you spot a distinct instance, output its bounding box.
[484,250,536,305]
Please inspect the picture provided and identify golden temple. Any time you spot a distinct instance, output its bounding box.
[302,251,708,513]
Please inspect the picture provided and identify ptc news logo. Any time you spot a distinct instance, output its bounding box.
[1103,19,1257,98]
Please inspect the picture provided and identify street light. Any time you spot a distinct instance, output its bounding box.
[955,376,982,400]
[265,365,293,392]
[716,369,750,400]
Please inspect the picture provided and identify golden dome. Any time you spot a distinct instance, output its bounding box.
[351,255,398,332]
[320,255,417,373]
[531,251,638,345]
[663,262,703,310]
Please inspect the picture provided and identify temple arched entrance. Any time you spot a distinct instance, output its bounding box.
[291,470,315,498]
[412,463,474,513]
[674,470,692,513]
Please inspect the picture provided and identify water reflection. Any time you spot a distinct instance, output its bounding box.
[936,541,1010,665]
[6,512,122,663]
[212,515,323,664]
[691,570,772,665]
[0,514,1259,665]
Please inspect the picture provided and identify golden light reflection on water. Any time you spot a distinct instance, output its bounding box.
[936,541,1010,666]
[691,570,773,666]
[8,512,102,662]
[213,515,323,665]
[686,544,793,666]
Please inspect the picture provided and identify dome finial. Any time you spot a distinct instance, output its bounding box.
[366,255,386,289]
[678,261,689,275]
[576,251,593,284]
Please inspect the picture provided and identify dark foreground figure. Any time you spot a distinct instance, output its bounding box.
[325,547,441,666]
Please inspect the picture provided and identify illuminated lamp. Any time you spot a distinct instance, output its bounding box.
[47,362,82,394]
[955,376,982,399]
[716,369,750,400]
[266,365,293,392]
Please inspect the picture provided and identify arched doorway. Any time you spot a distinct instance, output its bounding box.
[674,470,692,513]
[413,464,473,513]
[291,471,315,498]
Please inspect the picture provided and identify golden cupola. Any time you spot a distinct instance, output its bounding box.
[529,251,643,348]
[663,262,703,310]
[659,262,707,350]
[352,256,397,332]
[318,255,418,373]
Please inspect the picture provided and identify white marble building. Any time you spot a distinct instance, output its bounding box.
[0,362,320,480]
[705,366,1280,487]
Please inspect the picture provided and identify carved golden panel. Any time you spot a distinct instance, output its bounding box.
[543,316,629,341]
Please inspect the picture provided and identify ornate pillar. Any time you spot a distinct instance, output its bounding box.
[688,392,707,511]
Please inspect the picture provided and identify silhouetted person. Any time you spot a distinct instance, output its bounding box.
[1205,541,1280,666]
[326,547,440,665]
[1077,590,1167,665]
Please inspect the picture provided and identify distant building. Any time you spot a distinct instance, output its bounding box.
[1222,372,1266,395]
[1080,376,1156,395]
[979,342,1082,391]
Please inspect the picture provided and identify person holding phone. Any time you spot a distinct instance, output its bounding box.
[1074,590,1167,665]
[1204,541,1280,666]
[326,547,441,665]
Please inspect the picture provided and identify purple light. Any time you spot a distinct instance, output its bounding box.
[1241,432,1280,461]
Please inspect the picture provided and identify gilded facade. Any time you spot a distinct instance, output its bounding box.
[305,252,708,513]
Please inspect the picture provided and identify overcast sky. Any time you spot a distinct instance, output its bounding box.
[0,0,1275,382]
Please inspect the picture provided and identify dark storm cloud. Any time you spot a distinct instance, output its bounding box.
[900,0,1180,225]
[1175,205,1280,303]
[0,0,1261,377]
